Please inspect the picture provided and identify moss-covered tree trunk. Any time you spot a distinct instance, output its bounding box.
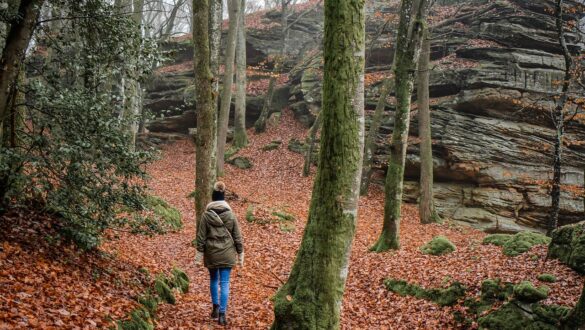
[371,0,429,252]
[360,77,393,196]
[271,0,365,328]
[549,0,572,235]
[0,0,43,134]
[216,0,240,176]
[233,0,248,148]
[1,69,25,148]
[254,61,280,133]
[417,27,440,224]
[193,0,217,224]
[302,110,320,177]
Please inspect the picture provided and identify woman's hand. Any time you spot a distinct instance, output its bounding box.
[194,252,203,266]
[238,252,245,267]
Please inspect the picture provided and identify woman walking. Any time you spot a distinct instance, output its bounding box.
[195,182,244,326]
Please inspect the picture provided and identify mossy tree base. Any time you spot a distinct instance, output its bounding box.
[370,230,400,252]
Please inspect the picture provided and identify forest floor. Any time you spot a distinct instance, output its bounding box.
[1,109,584,329]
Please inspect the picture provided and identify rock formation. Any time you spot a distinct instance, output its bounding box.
[144,0,585,232]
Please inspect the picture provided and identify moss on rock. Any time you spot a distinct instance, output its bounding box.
[384,278,466,306]
[478,302,530,330]
[480,278,513,303]
[502,232,551,257]
[485,231,550,257]
[227,156,253,169]
[262,140,282,151]
[537,274,557,283]
[513,281,549,303]
[483,234,513,247]
[420,236,456,256]
[548,221,585,274]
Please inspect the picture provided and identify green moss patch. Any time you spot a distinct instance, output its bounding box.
[272,211,295,222]
[171,268,190,294]
[145,196,182,232]
[513,281,549,303]
[154,275,176,305]
[117,307,154,330]
[480,278,513,304]
[484,231,550,257]
[420,236,456,256]
[482,234,513,247]
[537,274,557,283]
[548,221,585,274]
[137,293,158,316]
[384,278,466,306]
[503,232,551,257]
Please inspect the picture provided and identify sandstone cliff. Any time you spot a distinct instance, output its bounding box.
[145,0,585,232]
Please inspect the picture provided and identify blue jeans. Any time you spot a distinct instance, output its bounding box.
[209,267,232,313]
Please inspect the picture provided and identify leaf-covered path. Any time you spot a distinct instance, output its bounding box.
[108,110,583,329]
[2,111,581,329]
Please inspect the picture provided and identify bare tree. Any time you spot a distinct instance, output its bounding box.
[371,0,430,252]
[233,0,248,148]
[193,0,217,223]
[417,25,441,224]
[216,0,240,176]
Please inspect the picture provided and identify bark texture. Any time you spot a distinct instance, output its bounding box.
[193,0,217,223]
[371,0,429,252]
[549,0,572,235]
[0,0,42,133]
[360,77,393,196]
[233,0,248,148]
[216,0,240,175]
[271,0,365,328]
[417,27,440,224]
[302,110,320,177]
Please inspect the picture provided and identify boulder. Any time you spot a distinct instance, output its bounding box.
[548,221,585,274]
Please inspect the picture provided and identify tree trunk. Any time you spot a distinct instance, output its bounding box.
[193,0,217,224]
[254,69,278,133]
[209,0,222,98]
[208,0,222,184]
[271,0,365,327]
[1,69,25,148]
[371,0,430,252]
[360,77,393,195]
[549,0,573,235]
[0,0,43,132]
[233,0,248,148]
[216,0,240,176]
[417,27,440,224]
[302,110,320,177]
[164,0,185,38]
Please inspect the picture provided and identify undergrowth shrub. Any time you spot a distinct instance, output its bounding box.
[0,0,163,250]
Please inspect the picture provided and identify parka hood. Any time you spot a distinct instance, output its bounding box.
[204,201,232,227]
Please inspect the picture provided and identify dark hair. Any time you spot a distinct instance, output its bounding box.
[212,181,225,201]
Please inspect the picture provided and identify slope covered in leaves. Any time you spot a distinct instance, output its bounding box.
[117,110,584,328]
[1,109,583,329]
